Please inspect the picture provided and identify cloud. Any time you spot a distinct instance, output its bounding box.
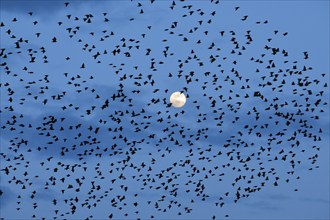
[1,0,72,14]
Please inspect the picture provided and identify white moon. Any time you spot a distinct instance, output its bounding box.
[170,91,186,108]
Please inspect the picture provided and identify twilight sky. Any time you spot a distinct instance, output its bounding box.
[0,0,329,219]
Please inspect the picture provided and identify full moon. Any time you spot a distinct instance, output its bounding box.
[170,91,186,108]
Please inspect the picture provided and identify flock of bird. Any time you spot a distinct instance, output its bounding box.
[0,0,328,219]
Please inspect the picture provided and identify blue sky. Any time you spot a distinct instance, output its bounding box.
[0,0,329,219]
